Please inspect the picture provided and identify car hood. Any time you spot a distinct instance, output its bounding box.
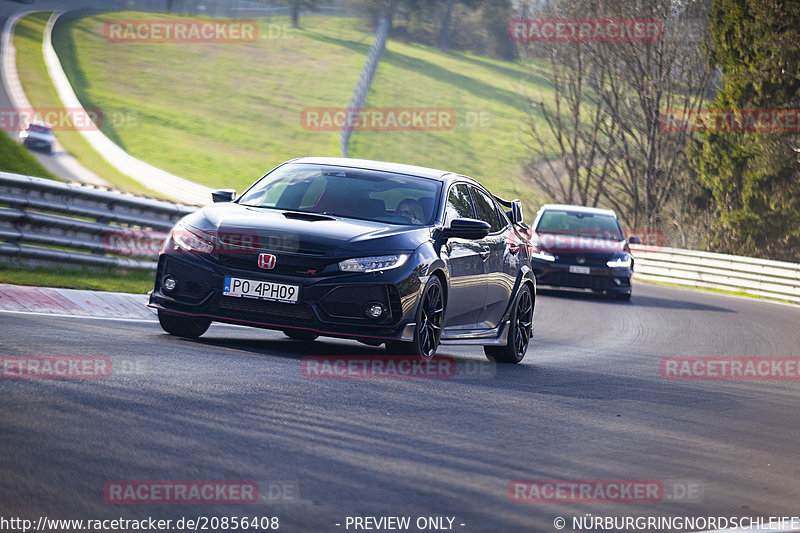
[534,231,629,258]
[183,202,431,256]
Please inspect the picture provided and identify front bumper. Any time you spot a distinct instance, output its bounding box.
[21,137,54,150]
[531,259,632,294]
[148,251,423,342]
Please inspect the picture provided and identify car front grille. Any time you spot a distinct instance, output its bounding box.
[218,253,333,276]
[554,254,610,267]
[217,296,315,322]
[539,272,614,290]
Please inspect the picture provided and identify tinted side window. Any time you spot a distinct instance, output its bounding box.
[445,184,474,224]
[471,187,502,232]
[496,205,510,229]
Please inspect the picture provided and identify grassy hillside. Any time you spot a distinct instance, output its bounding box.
[52,13,368,192]
[0,128,58,179]
[14,12,161,194]
[51,12,559,212]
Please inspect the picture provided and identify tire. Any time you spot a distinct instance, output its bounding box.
[615,292,632,301]
[484,284,533,364]
[385,276,445,359]
[158,310,211,338]
[283,329,319,341]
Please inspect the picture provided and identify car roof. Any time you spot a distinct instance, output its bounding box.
[289,157,459,181]
[538,203,618,217]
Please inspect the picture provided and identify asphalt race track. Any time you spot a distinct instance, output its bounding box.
[2,282,799,531]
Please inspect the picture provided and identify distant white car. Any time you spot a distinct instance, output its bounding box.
[19,122,55,153]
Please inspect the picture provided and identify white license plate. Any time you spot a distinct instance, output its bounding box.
[569,265,591,274]
[223,277,299,304]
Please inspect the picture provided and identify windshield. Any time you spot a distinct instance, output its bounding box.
[535,210,624,241]
[27,124,52,134]
[237,163,441,226]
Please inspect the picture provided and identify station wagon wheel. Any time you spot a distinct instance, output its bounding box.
[385,276,444,360]
[484,284,533,364]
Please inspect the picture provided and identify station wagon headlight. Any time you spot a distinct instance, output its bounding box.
[171,224,215,254]
[607,255,632,268]
[338,254,408,273]
[531,250,556,262]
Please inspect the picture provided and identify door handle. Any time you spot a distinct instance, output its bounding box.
[479,248,491,260]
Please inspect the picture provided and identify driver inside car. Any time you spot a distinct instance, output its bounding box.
[395,198,424,224]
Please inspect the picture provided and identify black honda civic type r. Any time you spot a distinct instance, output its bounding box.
[149,157,536,362]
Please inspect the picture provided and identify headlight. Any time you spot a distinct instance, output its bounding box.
[338,254,408,273]
[531,250,556,262]
[607,255,632,268]
[171,224,215,254]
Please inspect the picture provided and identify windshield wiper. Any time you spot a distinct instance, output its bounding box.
[283,211,335,221]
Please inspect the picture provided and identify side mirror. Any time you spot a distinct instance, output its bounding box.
[211,189,236,203]
[443,218,491,240]
[510,199,524,226]
[628,235,642,245]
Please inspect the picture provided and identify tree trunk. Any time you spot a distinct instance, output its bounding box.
[291,1,300,28]
[437,0,456,51]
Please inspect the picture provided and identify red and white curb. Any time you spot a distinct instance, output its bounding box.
[0,283,154,320]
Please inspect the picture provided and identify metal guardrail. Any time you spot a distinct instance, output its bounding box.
[631,244,800,304]
[339,17,390,157]
[0,171,197,270]
[3,170,800,302]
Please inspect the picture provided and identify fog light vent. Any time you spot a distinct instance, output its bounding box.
[365,302,385,319]
[163,276,177,292]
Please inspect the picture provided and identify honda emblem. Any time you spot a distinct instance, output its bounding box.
[258,253,277,269]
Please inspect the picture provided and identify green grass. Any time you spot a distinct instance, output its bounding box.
[351,44,556,207]
[13,12,164,196]
[0,127,58,178]
[53,12,559,216]
[52,13,368,192]
[0,264,154,293]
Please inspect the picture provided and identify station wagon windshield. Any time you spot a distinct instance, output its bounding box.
[536,210,625,241]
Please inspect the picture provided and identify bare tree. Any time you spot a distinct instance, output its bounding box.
[592,0,712,228]
[518,0,712,229]
[520,41,619,208]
